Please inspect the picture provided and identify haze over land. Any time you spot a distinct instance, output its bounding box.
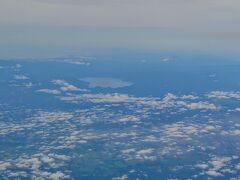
[1,0,240,58]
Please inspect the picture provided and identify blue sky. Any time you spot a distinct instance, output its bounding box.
[0,0,240,58]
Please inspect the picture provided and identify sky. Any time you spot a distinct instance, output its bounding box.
[0,0,240,58]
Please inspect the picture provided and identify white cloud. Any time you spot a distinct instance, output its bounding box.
[49,171,69,180]
[208,74,216,78]
[180,95,199,100]
[58,92,218,112]
[135,148,156,161]
[195,163,208,170]
[112,175,128,180]
[234,108,240,112]
[0,161,11,171]
[136,148,154,155]
[177,101,217,110]
[231,129,240,136]
[52,79,87,92]
[24,82,34,88]
[235,163,240,170]
[206,170,223,177]
[63,59,90,66]
[196,156,236,177]
[59,93,131,103]
[122,149,136,154]
[14,74,29,80]
[117,115,139,124]
[37,89,61,95]
[9,171,27,177]
[80,77,133,88]
[210,157,232,171]
[15,64,22,68]
[207,91,240,100]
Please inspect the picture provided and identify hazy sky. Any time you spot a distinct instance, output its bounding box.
[0,0,240,58]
